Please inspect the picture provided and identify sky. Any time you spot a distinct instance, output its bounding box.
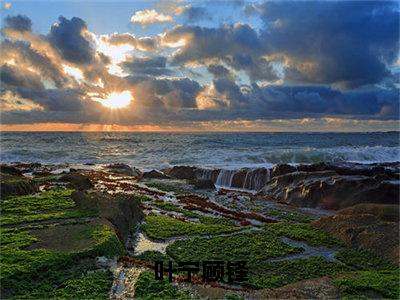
[0,0,399,132]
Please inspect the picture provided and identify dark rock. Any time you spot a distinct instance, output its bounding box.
[337,203,399,222]
[59,172,93,190]
[0,165,23,176]
[106,163,142,177]
[194,168,221,183]
[11,162,42,173]
[98,193,144,243]
[142,170,170,179]
[71,191,144,243]
[71,191,97,209]
[32,170,52,177]
[271,164,297,178]
[296,162,400,180]
[190,179,216,190]
[314,206,399,265]
[259,171,399,210]
[163,166,197,180]
[0,178,39,197]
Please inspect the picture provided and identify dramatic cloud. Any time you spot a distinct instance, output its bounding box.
[104,33,158,52]
[130,9,173,26]
[48,16,95,64]
[4,14,31,32]
[257,1,399,89]
[0,1,399,131]
[121,56,171,76]
[175,5,210,22]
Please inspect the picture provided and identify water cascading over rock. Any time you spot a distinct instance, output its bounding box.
[196,167,271,190]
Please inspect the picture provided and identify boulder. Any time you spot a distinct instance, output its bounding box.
[0,177,39,197]
[59,172,93,190]
[314,206,399,265]
[259,170,399,210]
[271,164,297,178]
[194,168,221,183]
[71,191,144,243]
[190,179,216,190]
[163,166,197,180]
[0,165,23,176]
[0,167,39,197]
[337,203,399,222]
[296,162,399,180]
[142,170,170,179]
[106,163,142,177]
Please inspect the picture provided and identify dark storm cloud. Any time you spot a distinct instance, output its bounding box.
[249,85,400,119]
[48,16,95,64]
[180,6,211,23]
[3,15,32,32]
[1,64,44,90]
[121,56,172,76]
[1,40,68,88]
[11,88,86,111]
[129,76,201,108]
[257,1,399,89]
[0,2,399,127]
[213,78,248,107]
[165,23,262,63]
[164,23,277,81]
[207,64,232,79]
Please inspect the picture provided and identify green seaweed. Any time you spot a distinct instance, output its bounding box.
[154,202,235,226]
[143,215,243,240]
[335,248,397,271]
[134,271,192,300]
[263,222,342,247]
[1,189,97,226]
[1,224,123,298]
[267,208,314,223]
[335,270,400,299]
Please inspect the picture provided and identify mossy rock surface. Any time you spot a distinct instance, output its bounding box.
[143,215,244,240]
[1,189,97,226]
[134,271,192,300]
[335,270,400,299]
[0,188,125,299]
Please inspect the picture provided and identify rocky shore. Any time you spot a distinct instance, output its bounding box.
[1,161,399,299]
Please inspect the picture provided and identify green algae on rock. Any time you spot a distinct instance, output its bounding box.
[135,271,192,300]
[143,215,244,240]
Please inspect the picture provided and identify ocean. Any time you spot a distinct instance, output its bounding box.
[1,132,399,170]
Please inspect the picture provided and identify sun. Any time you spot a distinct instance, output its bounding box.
[101,91,132,109]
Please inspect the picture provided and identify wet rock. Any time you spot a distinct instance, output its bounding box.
[32,170,52,177]
[163,166,197,180]
[259,171,399,210]
[337,203,399,222]
[189,179,216,190]
[0,177,39,197]
[194,168,221,182]
[71,191,97,209]
[98,193,144,243]
[142,170,170,179]
[71,191,144,243]
[0,165,23,176]
[271,164,297,178]
[296,162,400,180]
[11,162,42,173]
[106,163,142,177]
[59,172,93,190]
[0,166,39,197]
[255,276,340,299]
[314,208,399,265]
